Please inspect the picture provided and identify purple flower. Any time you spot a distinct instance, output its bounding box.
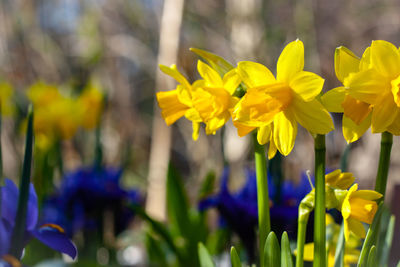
[0,178,77,262]
[42,166,141,237]
[198,168,310,261]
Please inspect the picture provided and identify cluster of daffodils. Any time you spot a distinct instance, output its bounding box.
[300,169,382,241]
[28,81,104,149]
[157,40,334,157]
[322,40,400,142]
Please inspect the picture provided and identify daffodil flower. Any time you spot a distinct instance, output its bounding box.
[233,40,333,156]
[321,46,373,143]
[192,61,241,135]
[325,169,355,190]
[341,184,382,240]
[78,84,104,129]
[156,64,202,140]
[336,40,400,135]
[301,214,361,267]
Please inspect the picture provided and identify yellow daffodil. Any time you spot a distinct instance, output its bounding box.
[338,40,400,135]
[191,61,241,135]
[27,82,82,149]
[321,46,373,143]
[233,40,333,156]
[325,169,355,190]
[341,184,382,240]
[78,84,104,129]
[0,82,14,116]
[302,214,361,267]
[156,64,202,140]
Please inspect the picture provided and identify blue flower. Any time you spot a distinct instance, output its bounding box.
[0,178,77,264]
[42,166,142,237]
[198,168,310,261]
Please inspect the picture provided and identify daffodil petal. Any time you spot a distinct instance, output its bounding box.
[335,46,360,82]
[371,93,399,133]
[237,61,276,88]
[321,87,346,113]
[190,47,234,76]
[302,243,314,261]
[197,60,223,87]
[346,69,388,104]
[159,64,191,89]
[347,218,366,239]
[351,190,382,201]
[387,111,400,135]
[185,108,202,122]
[257,124,272,145]
[359,47,371,71]
[342,114,371,143]
[223,69,241,95]
[156,90,188,125]
[192,122,200,140]
[233,121,255,137]
[292,98,334,134]
[371,40,400,78]
[268,138,278,159]
[273,111,297,156]
[289,71,324,102]
[277,39,304,82]
[205,114,230,135]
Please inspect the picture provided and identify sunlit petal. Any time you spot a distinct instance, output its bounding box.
[371,93,399,133]
[342,114,371,143]
[277,39,304,82]
[292,99,334,134]
[273,111,297,156]
[321,87,346,113]
[346,69,388,104]
[371,40,400,78]
[223,69,242,95]
[257,124,272,145]
[197,60,223,87]
[289,71,324,102]
[156,91,188,125]
[335,46,360,82]
[237,61,276,88]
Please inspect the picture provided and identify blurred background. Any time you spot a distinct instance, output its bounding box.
[1,0,400,266]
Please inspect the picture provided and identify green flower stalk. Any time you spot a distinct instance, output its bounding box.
[253,133,271,267]
[374,132,392,199]
[314,134,326,267]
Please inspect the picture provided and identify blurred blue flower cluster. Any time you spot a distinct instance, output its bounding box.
[199,168,310,260]
[0,178,77,265]
[42,166,142,237]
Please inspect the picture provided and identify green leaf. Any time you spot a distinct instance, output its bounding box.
[378,214,395,267]
[333,223,345,267]
[9,107,34,258]
[166,163,191,238]
[190,48,234,76]
[129,203,181,259]
[198,170,215,200]
[264,232,281,267]
[366,246,376,267]
[358,203,384,267]
[145,233,168,266]
[230,246,241,267]
[281,232,293,267]
[198,242,215,267]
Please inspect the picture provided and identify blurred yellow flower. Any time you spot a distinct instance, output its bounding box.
[341,184,382,240]
[302,214,361,267]
[321,46,373,143]
[156,64,202,140]
[78,84,104,129]
[191,61,241,135]
[233,40,333,156]
[0,82,14,116]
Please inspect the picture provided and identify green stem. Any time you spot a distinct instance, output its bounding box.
[9,108,34,258]
[374,132,392,199]
[313,134,326,267]
[296,217,309,267]
[253,133,271,267]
